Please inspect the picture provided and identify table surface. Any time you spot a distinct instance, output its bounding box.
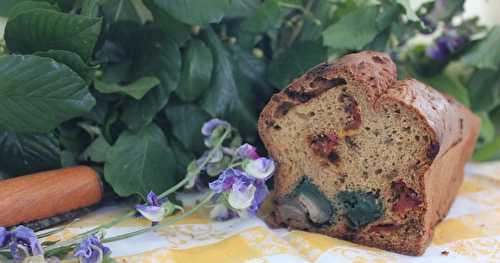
[45,162,500,263]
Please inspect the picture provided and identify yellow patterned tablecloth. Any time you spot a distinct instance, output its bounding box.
[48,162,500,262]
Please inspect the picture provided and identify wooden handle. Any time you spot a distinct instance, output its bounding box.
[0,166,102,227]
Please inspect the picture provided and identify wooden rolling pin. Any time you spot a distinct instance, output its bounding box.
[0,166,102,227]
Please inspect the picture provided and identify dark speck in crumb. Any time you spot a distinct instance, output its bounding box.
[441,251,449,256]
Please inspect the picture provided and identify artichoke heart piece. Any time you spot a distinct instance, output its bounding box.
[337,190,383,229]
[279,177,335,226]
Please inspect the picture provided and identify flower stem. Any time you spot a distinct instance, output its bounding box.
[160,128,232,198]
[101,192,215,243]
[44,129,230,253]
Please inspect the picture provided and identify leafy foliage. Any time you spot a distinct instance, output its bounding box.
[0,55,95,133]
[0,0,498,196]
[104,124,177,198]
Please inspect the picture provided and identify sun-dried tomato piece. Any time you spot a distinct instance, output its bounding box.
[391,181,422,217]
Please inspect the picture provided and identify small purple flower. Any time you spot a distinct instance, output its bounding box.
[74,235,110,263]
[426,34,468,61]
[237,144,259,160]
[0,227,9,248]
[9,226,44,262]
[243,158,276,180]
[209,169,243,193]
[209,168,270,220]
[135,191,165,223]
[201,119,230,137]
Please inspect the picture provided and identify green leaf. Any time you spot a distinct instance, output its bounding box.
[0,132,61,177]
[468,69,500,112]
[268,41,327,89]
[104,124,177,197]
[473,136,500,162]
[241,0,281,33]
[225,0,261,18]
[80,136,111,163]
[81,0,100,17]
[165,103,210,153]
[463,26,500,70]
[169,137,195,180]
[7,1,60,18]
[5,9,102,61]
[0,55,95,133]
[149,0,231,26]
[394,0,419,22]
[143,0,191,45]
[478,112,495,143]
[323,6,382,50]
[34,49,93,83]
[200,28,257,136]
[376,4,400,30]
[95,77,159,100]
[121,36,181,130]
[298,0,336,42]
[101,0,142,23]
[174,39,213,102]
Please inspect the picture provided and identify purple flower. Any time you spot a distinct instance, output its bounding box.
[237,144,259,160]
[209,169,243,193]
[74,235,110,263]
[0,227,9,248]
[426,33,468,61]
[209,168,270,220]
[135,191,165,223]
[9,226,43,262]
[243,158,276,180]
[201,119,230,137]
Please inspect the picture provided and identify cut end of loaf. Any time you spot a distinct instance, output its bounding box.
[258,51,480,256]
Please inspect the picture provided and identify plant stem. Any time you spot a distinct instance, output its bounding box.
[159,129,231,199]
[44,129,230,252]
[102,192,215,243]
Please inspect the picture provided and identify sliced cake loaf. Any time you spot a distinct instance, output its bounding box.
[258,51,480,255]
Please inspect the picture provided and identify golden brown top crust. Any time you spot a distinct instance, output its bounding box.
[383,80,465,159]
[259,51,472,161]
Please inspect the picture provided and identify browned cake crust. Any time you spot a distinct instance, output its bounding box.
[258,51,480,256]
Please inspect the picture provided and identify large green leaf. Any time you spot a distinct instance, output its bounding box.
[0,132,61,177]
[0,55,95,133]
[101,0,142,23]
[104,124,177,197]
[474,136,500,162]
[148,0,231,26]
[80,136,111,163]
[34,50,94,83]
[268,41,327,89]
[174,39,213,102]
[200,29,257,136]
[5,9,102,61]
[7,1,60,18]
[165,103,210,154]
[225,0,261,18]
[323,6,382,50]
[463,26,500,70]
[468,69,500,112]
[121,31,181,130]
[241,0,281,33]
[478,112,495,143]
[143,0,191,45]
[95,77,160,100]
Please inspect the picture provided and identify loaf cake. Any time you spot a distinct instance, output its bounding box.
[258,51,480,255]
